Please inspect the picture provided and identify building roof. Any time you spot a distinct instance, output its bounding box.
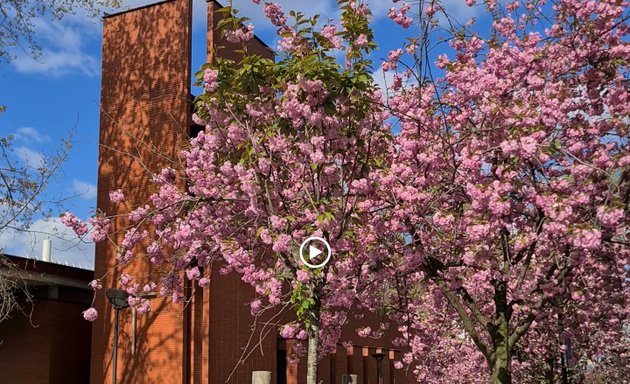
[0,254,93,289]
[102,0,176,19]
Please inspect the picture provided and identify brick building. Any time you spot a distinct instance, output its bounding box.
[94,1,411,383]
[0,255,93,384]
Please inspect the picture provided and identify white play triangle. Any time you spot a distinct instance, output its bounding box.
[309,245,323,260]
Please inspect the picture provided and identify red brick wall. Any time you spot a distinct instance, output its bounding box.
[0,298,92,384]
[94,0,192,383]
[206,0,274,64]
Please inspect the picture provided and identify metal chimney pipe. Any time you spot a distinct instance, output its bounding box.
[42,239,52,262]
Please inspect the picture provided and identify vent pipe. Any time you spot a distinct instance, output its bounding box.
[42,239,52,262]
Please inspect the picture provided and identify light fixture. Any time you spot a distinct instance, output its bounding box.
[106,288,129,384]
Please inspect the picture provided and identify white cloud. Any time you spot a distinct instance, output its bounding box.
[15,146,45,169]
[439,0,485,23]
[371,67,418,102]
[11,17,99,77]
[71,179,98,200]
[369,0,395,19]
[13,48,99,77]
[372,68,394,91]
[13,127,51,143]
[0,217,95,269]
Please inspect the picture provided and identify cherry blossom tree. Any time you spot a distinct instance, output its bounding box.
[70,1,390,383]
[355,0,629,383]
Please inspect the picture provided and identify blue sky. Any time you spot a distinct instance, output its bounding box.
[0,0,485,268]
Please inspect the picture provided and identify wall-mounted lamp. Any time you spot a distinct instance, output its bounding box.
[106,289,129,384]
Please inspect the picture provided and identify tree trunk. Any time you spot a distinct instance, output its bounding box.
[306,323,319,384]
[490,278,512,384]
[544,355,555,384]
[490,345,511,384]
[489,312,512,383]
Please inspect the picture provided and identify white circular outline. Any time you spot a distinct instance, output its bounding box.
[299,236,332,269]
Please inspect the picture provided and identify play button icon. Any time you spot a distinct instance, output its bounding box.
[299,236,331,269]
[309,245,323,260]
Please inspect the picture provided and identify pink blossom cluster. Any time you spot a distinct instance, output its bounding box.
[387,3,412,28]
[263,3,286,27]
[202,69,219,93]
[89,279,102,290]
[109,189,124,203]
[88,215,110,242]
[61,212,88,236]
[225,24,254,44]
[354,33,368,48]
[320,25,343,50]
[83,307,98,322]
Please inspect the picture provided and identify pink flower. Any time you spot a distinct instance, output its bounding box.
[296,270,310,284]
[88,216,110,242]
[225,25,254,43]
[264,3,286,27]
[354,34,368,48]
[296,330,308,340]
[192,113,206,126]
[270,215,287,230]
[596,207,624,227]
[572,228,601,250]
[435,54,449,69]
[153,168,177,185]
[137,299,151,314]
[61,212,88,236]
[109,189,125,203]
[272,234,292,253]
[186,266,201,281]
[321,25,343,49]
[250,299,263,316]
[618,155,630,166]
[203,69,219,93]
[128,205,149,223]
[147,242,164,264]
[198,277,211,287]
[280,323,299,338]
[120,273,133,287]
[519,136,538,157]
[83,307,98,322]
[388,48,403,62]
[388,4,413,28]
[89,279,102,290]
